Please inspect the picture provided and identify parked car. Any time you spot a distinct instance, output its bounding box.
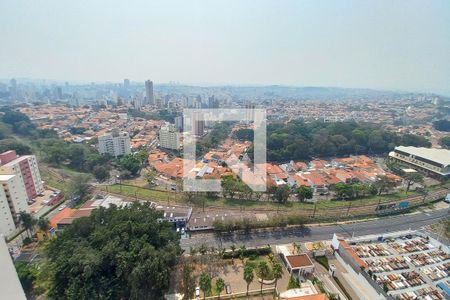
[195,287,200,298]
[225,283,232,294]
[444,193,450,204]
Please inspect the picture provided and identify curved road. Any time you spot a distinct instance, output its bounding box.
[181,206,449,251]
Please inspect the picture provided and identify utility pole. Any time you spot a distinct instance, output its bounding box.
[346,201,352,217]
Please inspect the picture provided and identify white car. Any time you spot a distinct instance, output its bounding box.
[195,287,200,298]
[58,204,66,211]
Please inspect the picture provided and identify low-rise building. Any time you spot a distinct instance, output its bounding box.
[389,146,450,178]
[332,230,449,300]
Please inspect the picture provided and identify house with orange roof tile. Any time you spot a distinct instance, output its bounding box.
[293,161,308,172]
[153,158,185,179]
[309,159,329,169]
[299,171,328,194]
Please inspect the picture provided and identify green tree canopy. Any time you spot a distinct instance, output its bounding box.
[297,186,313,202]
[440,136,450,149]
[117,154,141,176]
[243,263,254,296]
[265,120,431,161]
[199,273,211,300]
[403,172,424,193]
[42,203,181,299]
[269,185,291,203]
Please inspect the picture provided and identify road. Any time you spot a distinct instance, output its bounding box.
[181,206,449,251]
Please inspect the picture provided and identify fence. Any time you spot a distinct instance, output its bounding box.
[100,184,449,223]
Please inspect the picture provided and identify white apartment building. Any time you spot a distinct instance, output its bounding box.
[159,123,181,150]
[0,150,44,201]
[98,132,131,158]
[0,174,29,237]
[389,146,450,177]
[0,235,26,300]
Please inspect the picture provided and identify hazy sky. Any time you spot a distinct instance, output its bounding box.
[1,0,449,93]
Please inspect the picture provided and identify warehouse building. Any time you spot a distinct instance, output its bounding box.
[388,146,450,178]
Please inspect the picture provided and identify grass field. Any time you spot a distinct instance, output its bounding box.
[99,183,422,212]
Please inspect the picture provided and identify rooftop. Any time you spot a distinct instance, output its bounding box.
[344,231,449,299]
[395,146,450,166]
[285,253,314,269]
[0,174,16,181]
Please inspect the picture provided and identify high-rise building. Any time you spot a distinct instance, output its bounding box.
[124,79,130,88]
[155,97,164,108]
[182,96,190,108]
[0,150,44,201]
[0,174,29,237]
[245,102,256,123]
[174,116,183,131]
[193,119,205,137]
[194,95,202,109]
[0,234,27,299]
[98,132,131,158]
[159,123,181,150]
[133,96,143,110]
[9,78,17,100]
[145,80,154,105]
[208,96,219,108]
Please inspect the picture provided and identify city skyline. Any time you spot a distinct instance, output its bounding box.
[1,0,449,94]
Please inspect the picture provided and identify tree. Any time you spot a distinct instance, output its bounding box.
[243,263,254,296]
[403,172,424,193]
[199,273,211,300]
[92,165,110,182]
[181,263,196,300]
[136,148,149,168]
[117,154,141,176]
[37,217,50,238]
[144,170,156,186]
[334,183,353,200]
[19,211,35,238]
[230,244,236,264]
[269,185,291,204]
[43,203,181,299]
[239,245,246,264]
[433,119,450,132]
[372,175,396,196]
[15,262,37,296]
[67,174,92,201]
[256,261,270,294]
[440,136,450,149]
[221,175,239,200]
[292,242,301,254]
[0,138,32,155]
[297,186,313,202]
[272,262,283,289]
[215,277,225,299]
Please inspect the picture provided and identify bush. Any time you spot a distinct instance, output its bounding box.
[287,276,300,289]
[222,246,272,259]
[315,256,329,269]
[22,237,32,245]
[213,215,306,232]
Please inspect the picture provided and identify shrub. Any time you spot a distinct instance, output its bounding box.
[22,237,32,245]
[287,276,300,289]
[222,246,272,259]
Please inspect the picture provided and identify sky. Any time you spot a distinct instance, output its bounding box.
[0,0,449,94]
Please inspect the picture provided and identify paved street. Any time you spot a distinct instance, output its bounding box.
[182,206,449,251]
